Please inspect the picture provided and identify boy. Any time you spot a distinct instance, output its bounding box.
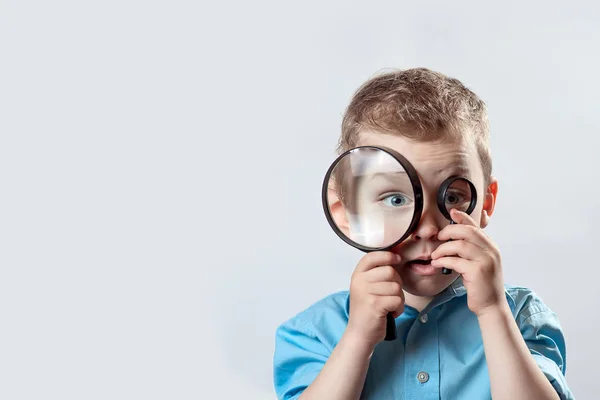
[273,68,574,399]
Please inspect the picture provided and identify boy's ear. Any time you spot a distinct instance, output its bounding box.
[327,181,351,237]
[480,177,498,228]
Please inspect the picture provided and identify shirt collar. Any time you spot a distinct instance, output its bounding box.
[419,275,467,315]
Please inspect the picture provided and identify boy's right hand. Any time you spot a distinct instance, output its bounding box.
[345,251,404,349]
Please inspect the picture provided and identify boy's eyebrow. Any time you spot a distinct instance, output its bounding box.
[366,171,408,181]
[364,171,413,188]
[435,161,471,176]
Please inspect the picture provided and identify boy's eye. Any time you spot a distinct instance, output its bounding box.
[381,193,412,207]
[445,190,466,205]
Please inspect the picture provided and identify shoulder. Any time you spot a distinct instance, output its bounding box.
[273,292,350,398]
[503,284,559,324]
[275,291,350,345]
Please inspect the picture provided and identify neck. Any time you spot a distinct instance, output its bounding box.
[403,291,433,312]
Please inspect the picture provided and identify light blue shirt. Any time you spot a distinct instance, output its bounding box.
[273,278,574,399]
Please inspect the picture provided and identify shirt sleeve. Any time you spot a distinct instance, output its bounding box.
[518,306,575,400]
[273,318,330,400]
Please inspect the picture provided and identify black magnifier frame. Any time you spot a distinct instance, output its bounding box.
[321,145,424,252]
[321,145,423,341]
[436,176,478,275]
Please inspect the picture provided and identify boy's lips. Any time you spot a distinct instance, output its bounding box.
[406,258,437,276]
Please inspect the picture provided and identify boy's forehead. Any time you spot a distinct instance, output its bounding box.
[356,130,479,175]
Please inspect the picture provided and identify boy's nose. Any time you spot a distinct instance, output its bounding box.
[412,213,440,241]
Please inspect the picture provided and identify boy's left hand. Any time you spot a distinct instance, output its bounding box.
[431,208,507,317]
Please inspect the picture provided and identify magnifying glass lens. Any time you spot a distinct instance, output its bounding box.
[443,178,474,214]
[324,147,417,250]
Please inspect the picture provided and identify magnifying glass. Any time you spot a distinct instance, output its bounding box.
[436,176,478,275]
[321,146,423,341]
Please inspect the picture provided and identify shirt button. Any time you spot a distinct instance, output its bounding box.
[417,371,429,383]
[419,314,428,323]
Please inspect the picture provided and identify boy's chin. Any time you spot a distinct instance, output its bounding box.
[401,273,456,298]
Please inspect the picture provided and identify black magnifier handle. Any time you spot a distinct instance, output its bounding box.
[385,313,397,341]
[441,220,456,275]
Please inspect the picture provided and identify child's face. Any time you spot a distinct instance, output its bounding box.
[355,130,497,298]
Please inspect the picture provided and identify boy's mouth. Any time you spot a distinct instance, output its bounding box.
[407,258,437,276]
[411,259,432,264]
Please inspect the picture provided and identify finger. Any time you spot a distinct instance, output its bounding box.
[437,224,489,249]
[450,209,478,226]
[363,265,402,283]
[367,281,403,296]
[355,251,402,273]
[377,295,405,317]
[430,256,473,275]
[431,240,483,262]
[391,307,404,319]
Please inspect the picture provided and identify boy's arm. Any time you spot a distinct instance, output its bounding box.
[431,209,570,400]
[274,323,372,400]
[274,252,404,400]
[297,332,372,400]
[477,302,561,400]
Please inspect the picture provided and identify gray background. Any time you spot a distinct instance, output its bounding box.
[1,0,598,398]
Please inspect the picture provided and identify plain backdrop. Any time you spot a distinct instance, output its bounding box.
[1,1,598,399]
